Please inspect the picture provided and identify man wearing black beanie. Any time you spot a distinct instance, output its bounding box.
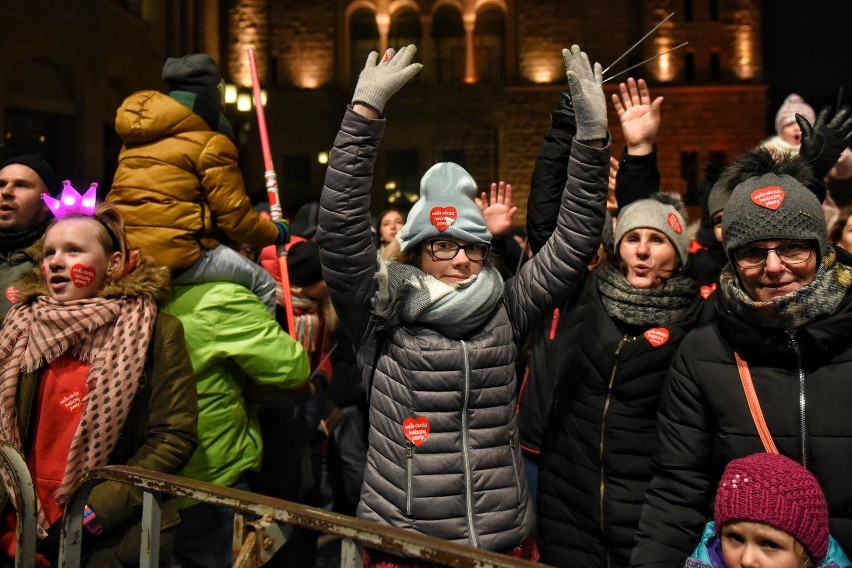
[0,154,60,318]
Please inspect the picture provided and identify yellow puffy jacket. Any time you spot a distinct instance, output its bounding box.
[107,90,278,270]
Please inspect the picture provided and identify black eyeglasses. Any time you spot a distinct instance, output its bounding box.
[733,241,813,269]
[427,239,491,262]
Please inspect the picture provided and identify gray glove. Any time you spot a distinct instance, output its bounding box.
[562,45,607,142]
[352,44,423,114]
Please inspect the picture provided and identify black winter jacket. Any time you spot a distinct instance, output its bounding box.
[536,269,701,568]
[630,249,852,567]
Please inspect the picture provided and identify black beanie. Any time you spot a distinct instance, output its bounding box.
[0,154,61,196]
[163,54,225,129]
[287,241,323,287]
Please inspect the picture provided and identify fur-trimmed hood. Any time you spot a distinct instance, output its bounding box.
[14,248,172,306]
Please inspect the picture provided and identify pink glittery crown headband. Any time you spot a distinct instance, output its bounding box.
[42,180,120,251]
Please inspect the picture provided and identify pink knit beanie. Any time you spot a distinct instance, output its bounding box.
[714,452,829,562]
[775,93,816,134]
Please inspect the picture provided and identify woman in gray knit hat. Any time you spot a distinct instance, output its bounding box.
[535,189,702,567]
[631,147,852,567]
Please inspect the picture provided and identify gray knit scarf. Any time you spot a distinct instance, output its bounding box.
[372,256,504,339]
[596,262,698,327]
[718,247,852,330]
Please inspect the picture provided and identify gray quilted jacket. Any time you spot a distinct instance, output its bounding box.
[316,107,610,551]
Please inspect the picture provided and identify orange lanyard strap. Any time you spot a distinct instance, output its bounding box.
[734,352,779,455]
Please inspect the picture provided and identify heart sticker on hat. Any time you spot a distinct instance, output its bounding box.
[700,283,717,300]
[644,327,670,347]
[71,264,97,288]
[751,186,785,210]
[403,416,431,446]
[430,207,457,232]
[666,213,683,234]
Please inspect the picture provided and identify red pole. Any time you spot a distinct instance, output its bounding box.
[248,47,297,340]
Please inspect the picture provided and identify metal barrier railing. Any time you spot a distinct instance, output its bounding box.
[0,443,38,568]
[47,464,546,568]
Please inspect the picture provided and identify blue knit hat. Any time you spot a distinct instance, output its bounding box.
[399,162,491,251]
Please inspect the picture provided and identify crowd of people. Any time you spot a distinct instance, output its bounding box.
[0,41,851,568]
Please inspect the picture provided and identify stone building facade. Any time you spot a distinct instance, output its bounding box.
[0,0,766,225]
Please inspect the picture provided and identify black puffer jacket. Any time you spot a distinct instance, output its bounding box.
[630,249,852,567]
[536,268,700,568]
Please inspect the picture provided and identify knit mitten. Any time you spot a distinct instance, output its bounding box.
[562,45,606,142]
[352,44,423,114]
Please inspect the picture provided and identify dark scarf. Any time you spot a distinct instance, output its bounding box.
[596,262,698,327]
[718,247,852,330]
[0,221,48,260]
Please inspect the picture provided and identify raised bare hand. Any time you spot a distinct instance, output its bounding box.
[611,77,663,156]
[477,181,518,237]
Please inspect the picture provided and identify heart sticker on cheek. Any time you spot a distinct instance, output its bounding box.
[4,286,20,304]
[429,207,457,231]
[403,417,431,446]
[71,264,97,288]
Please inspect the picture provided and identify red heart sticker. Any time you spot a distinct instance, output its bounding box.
[403,416,431,446]
[4,286,20,304]
[644,327,670,347]
[700,283,717,300]
[429,207,457,231]
[751,186,785,210]
[71,264,97,288]
[666,212,683,234]
[59,389,84,413]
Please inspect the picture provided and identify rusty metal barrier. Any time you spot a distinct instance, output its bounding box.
[54,465,547,568]
[0,443,38,568]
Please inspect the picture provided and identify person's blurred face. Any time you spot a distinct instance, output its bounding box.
[712,211,724,244]
[721,521,806,568]
[419,239,486,286]
[0,164,50,232]
[380,211,405,245]
[618,228,678,288]
[42,218,122,301]
[837,215,852,254]
[779,122,802,146]
[734,239,818,302]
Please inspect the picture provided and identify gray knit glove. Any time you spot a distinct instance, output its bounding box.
[352,44,423,114]
[562,45,607,142]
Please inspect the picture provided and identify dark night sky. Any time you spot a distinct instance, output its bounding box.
[761,0,852,132]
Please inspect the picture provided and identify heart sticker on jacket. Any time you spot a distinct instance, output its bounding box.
[751,186,785,210]
[4,286,20,304]
[403,417,431,446]
[644,327,670,347]
[59,389,84,413]
[700,283,717,299]
[429,207,457,231]
[71,264,97,288]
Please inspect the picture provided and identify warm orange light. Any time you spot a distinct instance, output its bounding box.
[735,26,754,79]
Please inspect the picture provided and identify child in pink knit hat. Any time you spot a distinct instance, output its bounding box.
[685,453,850,568]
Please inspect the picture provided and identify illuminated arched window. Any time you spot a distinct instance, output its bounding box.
[389,8,422,51]
[350,8,379,84]
[474,6,505,83]
[431,5,465,84]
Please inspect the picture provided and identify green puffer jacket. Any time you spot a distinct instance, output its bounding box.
[163,281,310,494]
[107,90,279,271]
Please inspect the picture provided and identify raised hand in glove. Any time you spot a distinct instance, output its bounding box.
[551,90,576,132]
[562,45,607,143]
[797,104,852,179]
[352,44,423,114]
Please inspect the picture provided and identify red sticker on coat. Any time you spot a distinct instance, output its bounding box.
[403,417,431,446]
[700,283,717,299]
[644,327,670,347]
[59,389,84,413]
[4,286,20,304]
[71,264,96,288]
[429,207,457,231]
[751,186,785,210]
[666,213,683,234]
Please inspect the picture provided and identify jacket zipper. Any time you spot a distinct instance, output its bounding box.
[509,434,522,505]
[786,330,809,468]
[405,442,413,516]
[600,336,628,568]
[460,341,479,547]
